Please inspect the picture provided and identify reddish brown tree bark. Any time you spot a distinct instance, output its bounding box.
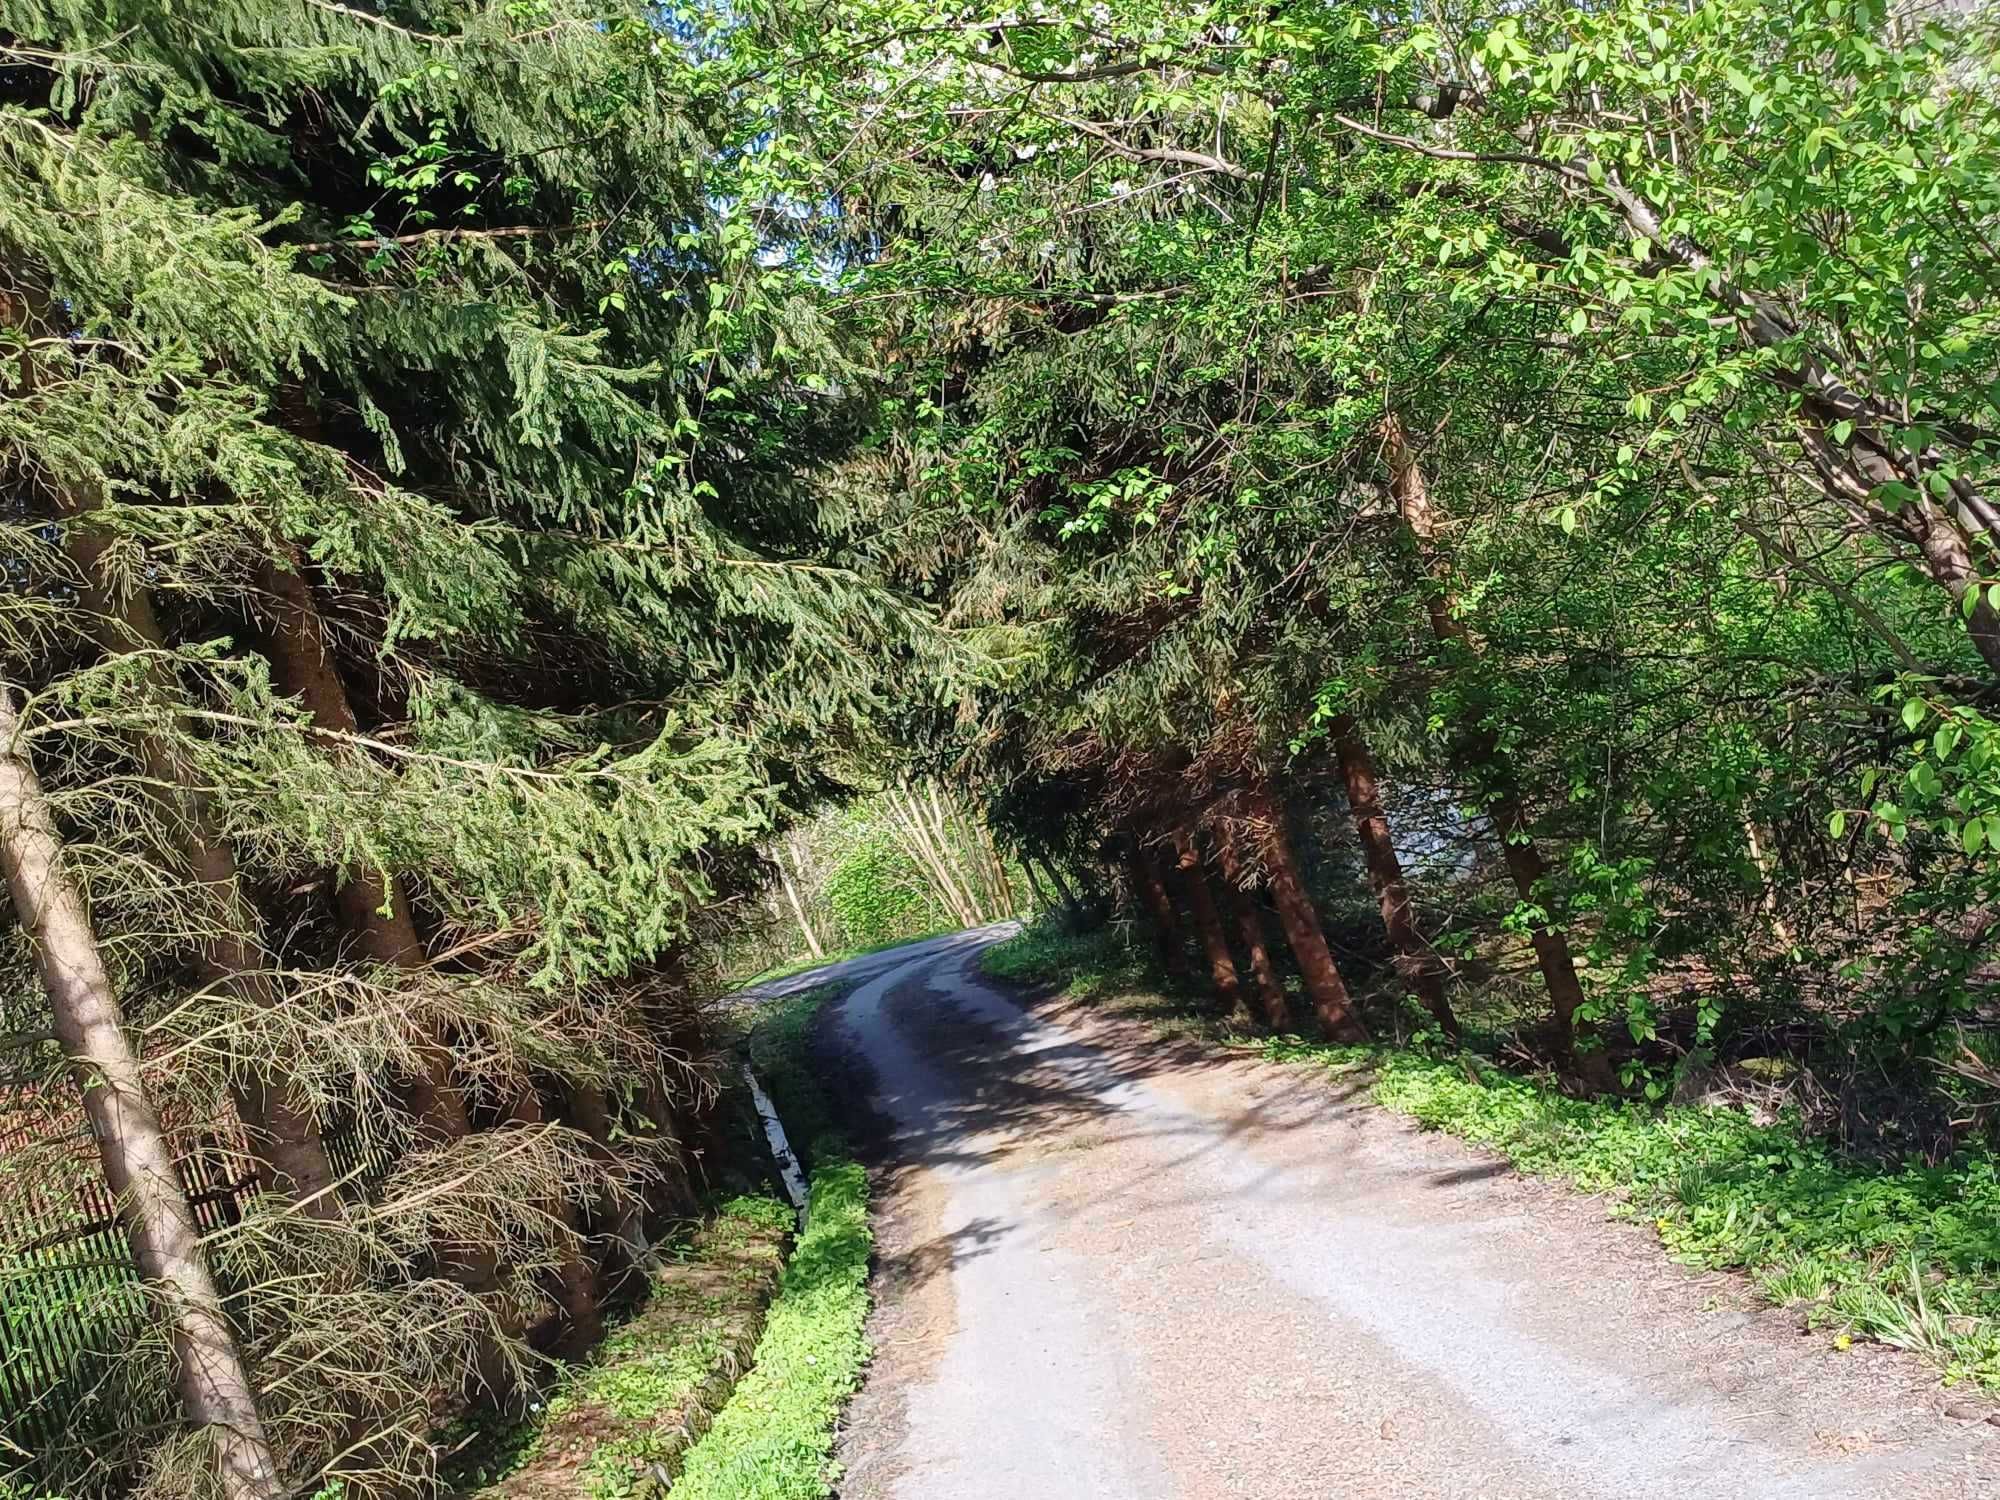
[254,556,522,1403]
[568,1082,654,1288]
[1385,414,1607,1084]
[256,557,476,1143]
[1170,828,1244,1016]
[1330,714,1458,1038]
[504,1082,603,1355]
[1128,845,1188,979]
[1244,785,1367,1042]
[1,687,283,1500]
[1213,825,1290,1030]
[59,498,337,1215]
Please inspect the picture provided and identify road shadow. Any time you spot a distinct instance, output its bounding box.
[812,938,1416,1299]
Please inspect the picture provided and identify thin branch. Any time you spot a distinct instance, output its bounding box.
[289,221,606,255]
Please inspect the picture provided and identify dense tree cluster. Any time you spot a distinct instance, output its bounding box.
[759,0,2000,1107]
[0,3,952,1495]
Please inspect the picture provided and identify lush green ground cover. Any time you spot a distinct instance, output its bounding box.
[671,986,873,1499]
[664,1162,870,1500]
[980,925,2000,1391]
[443,1198,792,1500]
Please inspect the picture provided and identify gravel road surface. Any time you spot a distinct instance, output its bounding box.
[768,930,2000,1500]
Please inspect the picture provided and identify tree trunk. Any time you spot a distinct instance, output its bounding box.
[926,784,990,923]
[1170,828,1244,1017]
[1385,414,1606,1084]
[0,687,283,1500]
[1128,846,1188,979]
[1213,825,1290,1030]
[637,1073,703,1223]
[253,554,522,1401]
[976,819,1016,916]
[1244,785,1367,1042]
[1330,714,1458,1038]
[568,1083,653,1288]
[59,493,337,1215]
[773,841,824,960]
[1020,857,1053,917]
[256,556,475,1143]
[1038,856,1083,916]
[1741,815,1798,949]
[504,1083,602,1356]
[885,785,979,927]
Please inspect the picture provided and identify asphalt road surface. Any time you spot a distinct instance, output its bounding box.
[761,929,2000,1500]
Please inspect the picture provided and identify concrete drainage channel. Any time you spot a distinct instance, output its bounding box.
[743,1062,811,1224]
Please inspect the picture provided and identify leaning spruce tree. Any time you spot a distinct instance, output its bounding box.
[1,3,968,1496]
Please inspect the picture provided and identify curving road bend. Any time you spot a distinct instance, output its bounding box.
[758,930,1999,1500]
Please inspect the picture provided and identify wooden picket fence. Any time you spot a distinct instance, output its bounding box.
[0,1105,399,1463]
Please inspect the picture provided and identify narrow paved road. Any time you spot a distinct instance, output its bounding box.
[784,931,1999,1500]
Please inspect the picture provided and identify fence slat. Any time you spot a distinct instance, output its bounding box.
[2,1106,404,1475]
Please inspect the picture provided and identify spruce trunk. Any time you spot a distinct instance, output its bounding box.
[1330,715,1458,1038]
[0,688,283,1500]
[1170,828,1244,1017]
[60,498,337,1214]
[1128,846,1188,979]
[569,1083,654,1285]
[774,841,824,960]
[504,1084,603,1355]
[1244,786,1367,1042]
[256,557,475,1143]
[1384,414,1605,1083]
[253,557,522,1399]
[1213,826,1290,1030]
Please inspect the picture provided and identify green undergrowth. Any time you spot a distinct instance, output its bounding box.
[449,1198,791,1500]
[665,1161,870,1500]
[743,986,846,1149]
[982,924,2000,1391]
[977,921,1154,1001]
[665,985,873,1499]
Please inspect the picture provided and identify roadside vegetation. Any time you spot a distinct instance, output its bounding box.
[665,1162,870,1500]
[984,922,2000,1391]
[445,1198,793,1500]
[673,988,874,1500]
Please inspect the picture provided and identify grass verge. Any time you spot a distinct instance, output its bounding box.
[455,1198,791,1500]
[981,922,2000,1391]
[666,985,872,1499]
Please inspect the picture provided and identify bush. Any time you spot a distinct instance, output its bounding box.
[824,835,932,948]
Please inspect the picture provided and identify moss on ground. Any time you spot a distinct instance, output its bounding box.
[460,1200,791,1500]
